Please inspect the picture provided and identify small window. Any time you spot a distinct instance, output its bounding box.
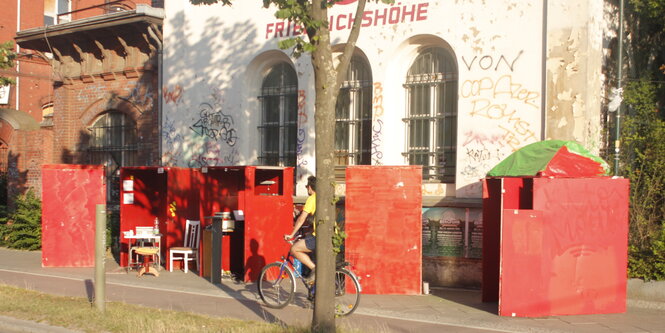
[44,0,70,25]
[257,63,298,167]
[404,47,458,182]
[335,55,372,168]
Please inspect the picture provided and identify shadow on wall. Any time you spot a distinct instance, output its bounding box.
[163,10,298,169]
[5,151,29,208]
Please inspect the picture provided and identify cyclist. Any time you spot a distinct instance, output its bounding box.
[284,175,316,283]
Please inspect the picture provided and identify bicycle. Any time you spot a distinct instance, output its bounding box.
[257,237,362,316]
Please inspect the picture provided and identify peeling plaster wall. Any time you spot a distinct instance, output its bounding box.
[545,0,604,154]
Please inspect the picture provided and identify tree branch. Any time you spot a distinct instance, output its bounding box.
[335,0,367,88]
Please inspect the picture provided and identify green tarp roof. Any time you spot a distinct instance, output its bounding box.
[486,140,609,177]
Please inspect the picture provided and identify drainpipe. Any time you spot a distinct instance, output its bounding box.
[540,0,548,140]
[147,25,163,166]
[614,0,625,176]
[15,0,21,111]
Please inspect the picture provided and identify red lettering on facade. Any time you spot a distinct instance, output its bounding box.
[275,22,285,37]
[263,2,430,39]
[374,8,387,26]
[417,3,429,21]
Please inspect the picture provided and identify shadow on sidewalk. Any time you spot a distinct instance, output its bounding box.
[429,287,498,315]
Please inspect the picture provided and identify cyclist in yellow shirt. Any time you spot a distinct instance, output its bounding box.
[284,176,316,283]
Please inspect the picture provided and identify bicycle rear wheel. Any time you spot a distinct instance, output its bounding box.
[334,268,361,316]
[258,262,296,308]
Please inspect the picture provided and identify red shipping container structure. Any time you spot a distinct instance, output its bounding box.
[119,167,201,268]
[345,166,422,295]
[41,164,106,267]
[482,141,630,317]
[119,166,293,282]
[199,166,294,282]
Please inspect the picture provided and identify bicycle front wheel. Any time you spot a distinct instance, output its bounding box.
[334,268,361,316]
[258,262,296,308]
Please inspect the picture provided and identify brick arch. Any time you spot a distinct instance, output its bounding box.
[0,118,14,145]
[0,119,11,174]
[80,93,142,126]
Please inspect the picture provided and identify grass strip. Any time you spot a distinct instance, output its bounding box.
[0,283,303,333]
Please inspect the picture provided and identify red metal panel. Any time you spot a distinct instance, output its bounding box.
[41,164,105,267]
[198,166,293,282]
[498,209,547,316]
[243,167,294,282]
[498,178,629,316]
[165,167,201,270]
[345,166,422,294]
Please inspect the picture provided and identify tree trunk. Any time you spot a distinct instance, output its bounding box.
[310,2,337,332]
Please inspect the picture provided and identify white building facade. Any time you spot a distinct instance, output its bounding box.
[162,0,606,287]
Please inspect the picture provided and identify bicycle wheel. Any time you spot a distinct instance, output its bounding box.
[334,268,361,316]
[258,262,296,308]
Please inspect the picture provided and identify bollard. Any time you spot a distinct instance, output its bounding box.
[95,204,106,312]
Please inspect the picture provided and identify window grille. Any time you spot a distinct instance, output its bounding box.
[335,55,372,169]
[258,63,298,167]
[88,111,137,204]
[403,47,457,182]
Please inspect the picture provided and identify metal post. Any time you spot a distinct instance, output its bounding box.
[95,204,106,312]
[211,216,222,284]
[614,0,625,176]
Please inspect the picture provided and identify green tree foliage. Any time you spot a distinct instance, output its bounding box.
[0,190,42,250]
[625,0,665,105]
[616,1,665,280]
[0,41,17,86]
[620,79,665,280]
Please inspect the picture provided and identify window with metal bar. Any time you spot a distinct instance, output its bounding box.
[403,47,457,182]
[335,55,372,169]
[258,63,298,167]
[88,111,137,204]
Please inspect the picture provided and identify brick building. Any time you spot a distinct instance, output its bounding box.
[8,0,163,206]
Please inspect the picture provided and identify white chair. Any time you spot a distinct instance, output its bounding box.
[169,220,201,273]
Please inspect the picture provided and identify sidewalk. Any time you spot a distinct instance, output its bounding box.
[0,247,663,333]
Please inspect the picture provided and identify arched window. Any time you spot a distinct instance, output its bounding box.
[258,63,298,167]
[404,47,457,182]
[89,111,137,203]
[335,55,372,169]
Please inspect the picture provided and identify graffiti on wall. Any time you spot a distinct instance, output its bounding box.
[190,103,238,147]
[296,89,309,177]
[163,84,183,105]
[459,50,540,181]
[371,82,384,165]
[127,83,154,109]
[187,142,239,167]
[161,115,183,166]
[161,84,242,167]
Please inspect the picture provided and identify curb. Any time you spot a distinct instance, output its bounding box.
[627,278,665,310]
